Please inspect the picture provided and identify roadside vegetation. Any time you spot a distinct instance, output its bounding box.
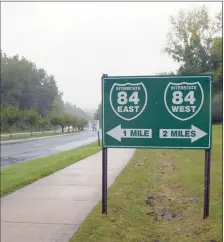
[0,142,101,197]
[72,125,222,242]
[1,52,91,135]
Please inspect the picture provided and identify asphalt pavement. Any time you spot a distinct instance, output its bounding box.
[0,131,99,167]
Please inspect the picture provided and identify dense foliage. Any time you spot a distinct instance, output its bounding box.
[94,104,102,128]
[164,6,222,122]
[1,52,90,133]
[94,6,222,124]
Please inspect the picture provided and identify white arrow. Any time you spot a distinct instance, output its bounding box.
[159,125,207,143]
[106,124,152,142]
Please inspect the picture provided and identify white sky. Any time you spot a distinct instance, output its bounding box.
[1,2,222,110]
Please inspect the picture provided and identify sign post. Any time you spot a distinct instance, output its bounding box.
[203,149,211,218]
[102,74,108,214]
[89,120,100,145]
[102,74,212,218]
[102,147,108,213]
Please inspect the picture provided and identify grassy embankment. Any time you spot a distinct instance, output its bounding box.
[1,142,101,197]
[1,130,82,141]
[72,124,222,242]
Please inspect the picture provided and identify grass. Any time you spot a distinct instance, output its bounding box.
[0,142,101,197]
[1,131,81,141]
[71,124,222,242]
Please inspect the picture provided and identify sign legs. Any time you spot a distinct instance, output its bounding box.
[203,149,211,219]
[102,147,108,214]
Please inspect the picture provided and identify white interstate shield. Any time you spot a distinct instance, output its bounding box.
[164,82,204,121]
[109,82,147,121]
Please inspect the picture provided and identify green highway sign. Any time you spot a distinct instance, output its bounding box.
[102,75,212,149]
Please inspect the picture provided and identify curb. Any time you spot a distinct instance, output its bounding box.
[0,131,88,145]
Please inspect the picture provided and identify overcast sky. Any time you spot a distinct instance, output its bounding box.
[1,2,222,110]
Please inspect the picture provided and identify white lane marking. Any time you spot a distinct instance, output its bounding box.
[33,144,43,147]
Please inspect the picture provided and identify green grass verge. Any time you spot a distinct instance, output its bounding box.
[1,131,81,141]
[0,142,101,197]
[71,125,222,242]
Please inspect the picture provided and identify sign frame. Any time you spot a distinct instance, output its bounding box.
[101,74,213,218]
[102,74,212,150]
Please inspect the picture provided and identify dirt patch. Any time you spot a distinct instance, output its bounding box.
[145,195,183,221]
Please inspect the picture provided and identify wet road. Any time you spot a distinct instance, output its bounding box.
[0,131,99,167]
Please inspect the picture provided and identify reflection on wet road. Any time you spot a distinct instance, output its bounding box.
[1,131,99,167]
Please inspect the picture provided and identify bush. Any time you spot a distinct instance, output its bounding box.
[212,92,222,124]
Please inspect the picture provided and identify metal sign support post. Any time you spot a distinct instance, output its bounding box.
[102,148,108,213]
[203,149,211,219]
[102,74,108,214]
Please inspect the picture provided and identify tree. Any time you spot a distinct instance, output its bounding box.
[61,114,77,133]
[77,117,88,131]
[1,50,91,132]
[37,74,59,117]
[51,114,71,133]
[164,6,222,123]
[1,52,61,117]
[50,92,64,117]
[0,106,7,132]
[94,104,102,128]
[38,117,50,134]
[3,106,21,136]
[24,109,39,135]
[209,36,223,92]
[212,92,222,123]
[164,6,222,75]
[69,115,78,131]
[63,102,91,120]
[50,116,61,132]
[155,71,176,76]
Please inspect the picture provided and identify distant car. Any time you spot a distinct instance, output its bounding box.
[63,125,73,132]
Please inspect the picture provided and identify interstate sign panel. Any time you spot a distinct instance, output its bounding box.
[102,75,212,149]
